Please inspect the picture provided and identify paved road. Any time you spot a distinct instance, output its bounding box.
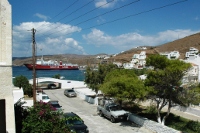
[44,89,154,133]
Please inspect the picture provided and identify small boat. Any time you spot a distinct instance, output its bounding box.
[24,57,79,70]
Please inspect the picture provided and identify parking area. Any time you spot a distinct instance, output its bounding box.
[44,89,153,133]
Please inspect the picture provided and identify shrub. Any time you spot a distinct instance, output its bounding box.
[13,75,33,97]
[23,84,33,97]
[185,120,200,132]
[144,105,157,114]
[52,74,61,79]
[14,98,29,133]
[22,102,69,133]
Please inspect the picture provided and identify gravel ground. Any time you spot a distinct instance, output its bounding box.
[44,89,154,133]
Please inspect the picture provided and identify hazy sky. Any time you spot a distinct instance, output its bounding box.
[8,0,200,57]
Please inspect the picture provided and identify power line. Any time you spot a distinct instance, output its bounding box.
[36,0,115,37]
[63,0,115,24]
[38,0,138,38]
[27,0,188,56]
[74,0,140,26]
[57,0,95,22]
[36,0,79,30]
[83,0,188,30]
[40,0,188,41]
[52,0,79,20]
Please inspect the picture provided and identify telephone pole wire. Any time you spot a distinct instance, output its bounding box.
[32,28,37,104]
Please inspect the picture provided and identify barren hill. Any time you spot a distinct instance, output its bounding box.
[109,32,200,63]
[13,32,200,66]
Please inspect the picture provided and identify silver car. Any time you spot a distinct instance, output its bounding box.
[64,89,77,97]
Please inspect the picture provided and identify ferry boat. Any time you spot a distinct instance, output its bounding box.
[24,57,79,70]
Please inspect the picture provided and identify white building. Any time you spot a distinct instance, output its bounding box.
[123,51,146,69]
[182,63,199,85]
[185,47,199,59]
[113,62,123,68]
[160,51,180,59]
[181,47,200,84]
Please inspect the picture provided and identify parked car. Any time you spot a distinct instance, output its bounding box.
[63,112,89,133]
[36,92,50,103]
[64,89,77,97]
[97,99,129,123]
[47,83,57,89]
[48,100,62,111]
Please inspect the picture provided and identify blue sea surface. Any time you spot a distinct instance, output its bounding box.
[12,66,85,81]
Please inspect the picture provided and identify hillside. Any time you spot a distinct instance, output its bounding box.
[109,32,200,62]
[13,32,200,66]
[12,54,101,66]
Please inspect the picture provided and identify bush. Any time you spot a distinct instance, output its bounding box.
[14,98,29,133]
[22,102,69,133]
[185,120,200,132]
[23,84,33,97]
[13,75,33,97]
[52,74,61,79]
[144,105,157,114]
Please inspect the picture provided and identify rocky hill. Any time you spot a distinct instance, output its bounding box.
[13,32,200,66]
[109,32,200,63]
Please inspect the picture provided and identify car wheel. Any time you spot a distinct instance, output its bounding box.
[99,111,103,117]
[110,116,116,123]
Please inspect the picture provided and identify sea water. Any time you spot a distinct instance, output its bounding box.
[12,66,85,81]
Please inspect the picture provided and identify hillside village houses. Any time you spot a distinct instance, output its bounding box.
[160,51,180,59]
[123,51,147,69]
[109,47,200,85]
[182,47,200,84]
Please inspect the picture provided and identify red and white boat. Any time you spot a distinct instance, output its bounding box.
[24,57,79,70]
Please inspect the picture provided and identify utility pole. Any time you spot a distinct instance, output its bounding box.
[32,28,36,104]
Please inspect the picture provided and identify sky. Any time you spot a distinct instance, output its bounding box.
[7,0,200,57]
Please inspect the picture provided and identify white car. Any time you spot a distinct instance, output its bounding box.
[36,92,50,103]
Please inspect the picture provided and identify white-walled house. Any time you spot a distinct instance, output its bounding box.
[185,47,199,59]
[182,63,199,85]
[182,47,200,83]
[123,51,146,69]
[183,57,200,83]
[113,62,123,68]
[160,51,180,59]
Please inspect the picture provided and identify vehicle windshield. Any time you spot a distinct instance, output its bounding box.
[66,119,83,125]
[67,90,75,92]
[51,104,60,108]
[42,96,50,100]
[110,105,121,111]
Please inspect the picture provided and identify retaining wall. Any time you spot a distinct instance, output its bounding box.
[128,113,181,133]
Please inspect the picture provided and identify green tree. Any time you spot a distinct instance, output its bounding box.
[84,63,118,93]
[145,54,191,125]
[22,102,69,133]
[13,75,29,89]
[13,75,33,97]
[100,69,150,105]
[23,84,33,97]
[52,74,61,79]
[178,84,200,106]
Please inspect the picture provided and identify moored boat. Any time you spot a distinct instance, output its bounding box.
[24,57,79,70]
